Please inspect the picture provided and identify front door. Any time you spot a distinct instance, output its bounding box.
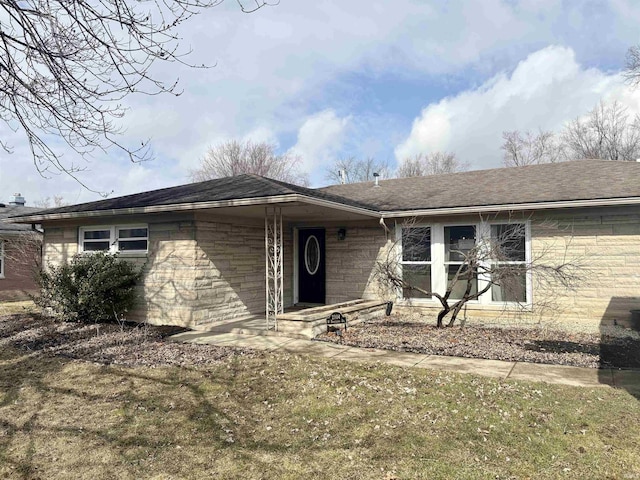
[298,228,326,304]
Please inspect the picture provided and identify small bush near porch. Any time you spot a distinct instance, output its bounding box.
[1,310,640,479]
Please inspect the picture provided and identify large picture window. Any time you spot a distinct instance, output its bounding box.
[444,225,477,299]
[490,223,527,302]
[399,221,530,305]
[401,227,431,299]
[79,225,148,253]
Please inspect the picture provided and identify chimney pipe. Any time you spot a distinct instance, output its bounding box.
[338,169,346,184]
[373,172,380,187]
[9,193,25,206]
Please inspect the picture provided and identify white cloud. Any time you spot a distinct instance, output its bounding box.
[395,46,640,169]
[288,110,350,174]
[4,2,640,202]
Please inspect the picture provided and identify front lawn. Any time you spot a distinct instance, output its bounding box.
[1,312,639,479]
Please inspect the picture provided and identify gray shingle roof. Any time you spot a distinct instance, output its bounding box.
[0,205,41,233]
[318,160,640,211]
[14,174,377,217]
[10,160,640,222]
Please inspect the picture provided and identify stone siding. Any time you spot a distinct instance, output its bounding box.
[324,223,392,304]
[191,218,267,326]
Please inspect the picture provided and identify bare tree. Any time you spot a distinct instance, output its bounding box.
[0,0,267,190]
[561,101,640,161]
[501,130,566,167]
[375,218,584,328]
[502,101,640,167]
[325,157,392,184]
[396,152,468,177]
[624,44,640,86]
[33,196,67,209]
[190,140,309,185]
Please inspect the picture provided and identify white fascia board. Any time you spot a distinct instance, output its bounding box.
[11,194,380,223]
[381,196,640,218]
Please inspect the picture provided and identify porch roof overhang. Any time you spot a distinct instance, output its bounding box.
[10,193,381,223]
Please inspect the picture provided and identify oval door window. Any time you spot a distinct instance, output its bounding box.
[304,235,320,275]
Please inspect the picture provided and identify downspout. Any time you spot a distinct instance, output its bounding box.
[379,216,391,238]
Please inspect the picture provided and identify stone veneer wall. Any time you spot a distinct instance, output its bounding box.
[391,207,640,332]
[40,205,640,332]
[323,221,393,304]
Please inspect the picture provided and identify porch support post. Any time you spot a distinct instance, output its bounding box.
[265,207,283,330]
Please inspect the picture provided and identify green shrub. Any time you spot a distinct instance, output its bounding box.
[36,252,143,323]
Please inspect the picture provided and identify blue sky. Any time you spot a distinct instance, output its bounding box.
[2,0,640,204]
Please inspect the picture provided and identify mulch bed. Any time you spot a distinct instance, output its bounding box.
[316,315,640,369]
[0,313,257,368]
[3,312,639,370]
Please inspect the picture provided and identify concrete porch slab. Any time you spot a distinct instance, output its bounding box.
[508,362,613,387]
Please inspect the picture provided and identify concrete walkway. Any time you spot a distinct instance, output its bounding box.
[169,331,640,393]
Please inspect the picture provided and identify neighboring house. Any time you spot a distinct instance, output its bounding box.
[10,160,640,331]
[0,194,42,301]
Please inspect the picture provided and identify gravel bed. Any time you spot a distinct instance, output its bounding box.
[0,313,258,368]
[317,315,640,369]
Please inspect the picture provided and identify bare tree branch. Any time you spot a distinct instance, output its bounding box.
[0,0,268,194]
[189,139,309,185]
[396,152,468,177]
[375,216,586,328]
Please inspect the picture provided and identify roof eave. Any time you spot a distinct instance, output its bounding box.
[11,194,380,223]
[381,196,640,218]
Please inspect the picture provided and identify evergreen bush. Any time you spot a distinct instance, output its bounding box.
[36,252,143,323]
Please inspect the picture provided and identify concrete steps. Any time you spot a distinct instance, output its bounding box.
[191,299,391,339]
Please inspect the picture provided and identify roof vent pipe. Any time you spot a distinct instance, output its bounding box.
[9,193,25,206]
[373,172,380,187]
[338,169,346,184]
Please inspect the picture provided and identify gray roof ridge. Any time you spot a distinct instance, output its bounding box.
[317,158,630,191]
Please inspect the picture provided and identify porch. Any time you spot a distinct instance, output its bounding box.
[191,299,391,339]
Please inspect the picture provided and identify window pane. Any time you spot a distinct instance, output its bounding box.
[447,264,477,299]
[402,264,431,299]
[83,230,110,240]
[402,227,431,261]
[492,265,527,302]
[445,225,476,262]
[84,241,110,251]
[118,228,148,239]
[118,240,148,251]
[491,224,525,262]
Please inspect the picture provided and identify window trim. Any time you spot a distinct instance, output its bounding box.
[78,224,148,254]
[397,220,531,307]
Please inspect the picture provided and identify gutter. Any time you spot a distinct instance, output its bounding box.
[380,196,640,218]
[9,193,381,223]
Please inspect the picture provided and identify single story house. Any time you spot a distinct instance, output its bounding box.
[11,160,640,333]
[0,194,42,301]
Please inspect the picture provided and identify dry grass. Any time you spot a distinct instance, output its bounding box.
[1,316,640,478]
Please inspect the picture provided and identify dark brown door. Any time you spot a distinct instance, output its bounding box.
[298,228,325,304]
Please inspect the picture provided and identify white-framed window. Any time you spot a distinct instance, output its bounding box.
[400,226,432,299]
[0,240,4,278]
[398,220,530,305]
[79,225,148,253]
[489,223,527,303]
[444,225,478,299]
